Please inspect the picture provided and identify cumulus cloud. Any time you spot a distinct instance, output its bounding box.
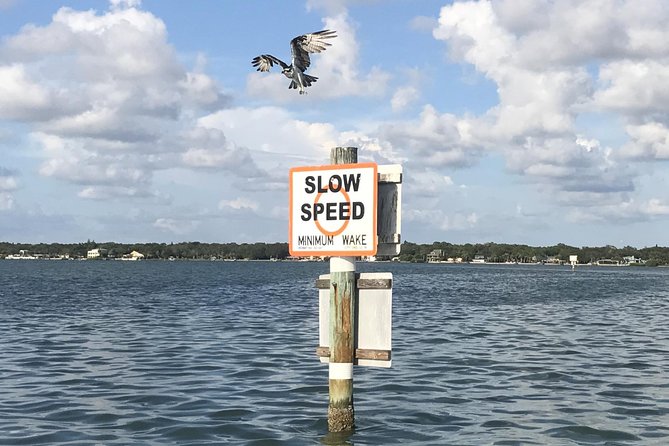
[0,2,231,200]
[391,86,420,112]
[77,185,170,202]
[380,105,482,168]
[153,217,199,235]
[0,168,18,191]
[642,199,669,216]
[197,105,412,177]
[620,122,669,160]
[405,170,455,199]
[0,167,18,211]
[504,135,634,193]
[595,61,669,114]
[565,196,669,223]
[409,15,439,33]
[219,197,259,212]
[430,0,669,213]
[0,65,60,120]
[180,127,266,178]
[404,208,479,232]
[0,193,15,210]
[198,106,338,164]
[110,0,142,9]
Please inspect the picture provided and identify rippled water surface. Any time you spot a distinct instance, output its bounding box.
[1,260,669,445]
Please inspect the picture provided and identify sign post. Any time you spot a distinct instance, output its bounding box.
[289,146,396,433]
[326,147,360,432]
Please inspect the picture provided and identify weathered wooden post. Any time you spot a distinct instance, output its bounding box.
[328,146,357,432]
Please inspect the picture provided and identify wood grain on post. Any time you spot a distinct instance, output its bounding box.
[330,146,358,165]
[327,147,357,432]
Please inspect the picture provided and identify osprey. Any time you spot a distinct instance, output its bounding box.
[252,29,337,95]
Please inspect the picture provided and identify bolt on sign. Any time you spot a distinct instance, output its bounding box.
[289,163,378,256]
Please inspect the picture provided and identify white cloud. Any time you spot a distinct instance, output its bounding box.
[33,132,152,188]
[430,0,669,215]
[0,168,18,210]
[0,170,18,191]
[642,199,669,216]
[391,86,419,112]
[406,170,455,198]
[180,126,266,178]
[404,208,479,232]
[153,217,199,235]
[621,122,669,160]
[380,105,481,168]
[409,16,438,33]
[565,196,669,223]
[219,197,259,212]
[0,65,57,120]
[77,185,170,202]
[0,192,14,210]
[595,60,669,114]
[110,0,142,10]
[198,106,338,164]
[504,136,633,193]
[0,3,229,199]
[198,105,411,173]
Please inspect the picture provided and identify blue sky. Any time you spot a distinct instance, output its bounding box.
[1,0,668,247]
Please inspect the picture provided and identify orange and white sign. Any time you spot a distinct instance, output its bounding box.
[289,163,378,256]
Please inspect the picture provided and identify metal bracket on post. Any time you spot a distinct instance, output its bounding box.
[377,164,402,258]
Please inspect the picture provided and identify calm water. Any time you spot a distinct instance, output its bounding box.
[1,260,669,445]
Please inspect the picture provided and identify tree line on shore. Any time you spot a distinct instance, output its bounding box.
[400,242,669,266]
[1,240,669,265]
[0,241,288,261]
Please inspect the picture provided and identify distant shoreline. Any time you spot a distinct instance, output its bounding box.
[1,241,668,266]
[2,257,669,268]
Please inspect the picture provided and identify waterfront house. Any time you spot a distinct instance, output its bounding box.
[471,255,486,264]
[5,250,38,260]
[622,256,644,265]
[427,249,445,263]
[87,248,108,259]
[121,250,145,261]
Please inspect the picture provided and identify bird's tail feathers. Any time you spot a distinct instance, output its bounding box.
[304,74,318,85]
[288,74,318,91]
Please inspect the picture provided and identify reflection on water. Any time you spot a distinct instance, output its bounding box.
[1,261,669,444]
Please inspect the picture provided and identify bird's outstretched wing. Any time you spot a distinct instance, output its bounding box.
[251,54,288,72]
[290,29,337,72]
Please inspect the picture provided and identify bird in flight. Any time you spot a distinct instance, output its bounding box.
[252,30,337,95]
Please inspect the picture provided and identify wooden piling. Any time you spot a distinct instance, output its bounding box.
[327,147,358,432]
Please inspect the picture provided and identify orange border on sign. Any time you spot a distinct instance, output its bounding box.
[289,162,378,257]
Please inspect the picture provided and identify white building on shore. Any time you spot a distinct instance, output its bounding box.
[5,250,37,260]
[121,250,145,261]
[87,248,108,259]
